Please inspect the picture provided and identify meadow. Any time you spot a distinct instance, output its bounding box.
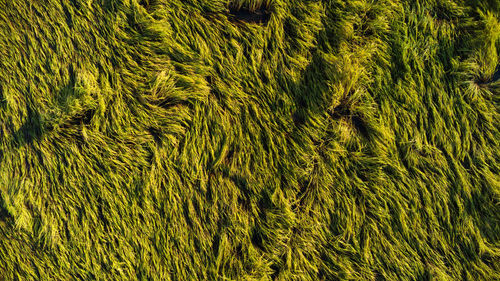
[0,0,499,280]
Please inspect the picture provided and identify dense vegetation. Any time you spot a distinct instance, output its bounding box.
[0,0,499,280]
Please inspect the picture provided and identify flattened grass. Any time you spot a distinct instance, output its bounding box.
[0,0,499,280]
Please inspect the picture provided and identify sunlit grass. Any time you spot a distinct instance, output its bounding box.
[0,0,499,280]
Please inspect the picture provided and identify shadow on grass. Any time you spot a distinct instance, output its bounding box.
[0,192,12,223]
[288,52,330,128]
[11,77,95,149]
[11,105,44,148]
[490,66,500,83]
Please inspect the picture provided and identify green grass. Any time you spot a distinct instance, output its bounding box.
[0,0,499,280]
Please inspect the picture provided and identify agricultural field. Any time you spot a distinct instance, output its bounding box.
[0,0,499,280]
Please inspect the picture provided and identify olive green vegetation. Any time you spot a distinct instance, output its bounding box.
[0,0,499,280]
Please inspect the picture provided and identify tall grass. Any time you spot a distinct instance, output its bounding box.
[0,0,499,280]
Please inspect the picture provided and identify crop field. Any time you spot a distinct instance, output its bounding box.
[0,0,499,280]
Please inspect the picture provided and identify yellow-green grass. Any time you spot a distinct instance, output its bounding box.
[0,0,499,280]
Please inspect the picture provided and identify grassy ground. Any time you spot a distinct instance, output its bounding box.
[0,0,499,280]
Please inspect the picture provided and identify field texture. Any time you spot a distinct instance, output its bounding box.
[0,0,499,280]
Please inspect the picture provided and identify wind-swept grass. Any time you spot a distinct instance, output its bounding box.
[0,0,499,280]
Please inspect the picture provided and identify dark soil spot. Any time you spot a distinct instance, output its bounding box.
[65,109,94,127]
[138,0,152,10]
[475,66,500,85]
[329,102,352,119]
[228,7,271,25]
